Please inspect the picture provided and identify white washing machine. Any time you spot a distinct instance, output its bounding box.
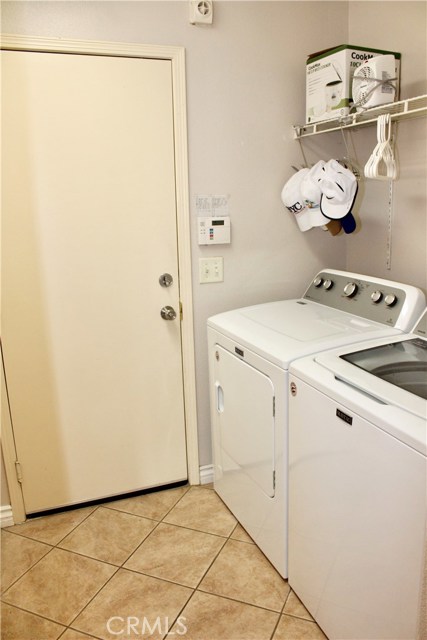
[288,310,427,640]
[208,269,425,578]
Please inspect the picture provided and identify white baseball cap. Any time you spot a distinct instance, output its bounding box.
[300,160,330,228]
[281,169,312,232]
[320,159,358,220]
[300,160,325,205]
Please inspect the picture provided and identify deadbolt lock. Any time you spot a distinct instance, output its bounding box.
[159,273,173,287]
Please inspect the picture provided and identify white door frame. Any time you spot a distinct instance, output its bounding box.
[0,34,199,524]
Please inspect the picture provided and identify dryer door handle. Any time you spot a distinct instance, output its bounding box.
[215,382,224,413]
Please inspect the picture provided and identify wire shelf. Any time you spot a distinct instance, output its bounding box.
[293,94,427,138]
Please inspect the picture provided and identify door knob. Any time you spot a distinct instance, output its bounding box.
[159,273,173,287]
[160,305,177,321]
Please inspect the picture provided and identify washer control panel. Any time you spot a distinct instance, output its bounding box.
[303,271,421,327]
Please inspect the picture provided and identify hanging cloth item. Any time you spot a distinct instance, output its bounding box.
[281,169,314,232]
[319,159,358,234]
[301,161,342,235]
[281,159,358,234]
[281,164,334,233]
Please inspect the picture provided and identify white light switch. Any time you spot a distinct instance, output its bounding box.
[199,257,223,283]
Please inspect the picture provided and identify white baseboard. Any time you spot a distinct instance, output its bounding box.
[199,464,214,485]
[0,505,14,528]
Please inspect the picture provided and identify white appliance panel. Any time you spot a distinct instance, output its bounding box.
[214,344,275,498]
[289,374,426,640]
[209,329,287,576]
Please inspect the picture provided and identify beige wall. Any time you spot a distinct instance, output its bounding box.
[1,1,426,507]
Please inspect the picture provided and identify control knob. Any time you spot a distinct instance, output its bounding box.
[384,293,397,307]
[343,282,358,298]
[313,277,323,288]
[371,290,383,304]
[323,279,333,290]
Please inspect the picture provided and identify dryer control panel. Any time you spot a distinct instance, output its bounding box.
[303,270,425,329]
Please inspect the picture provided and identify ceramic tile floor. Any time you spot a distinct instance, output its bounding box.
[1,484,328,640]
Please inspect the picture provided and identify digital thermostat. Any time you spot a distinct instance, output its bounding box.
[198,216,231,245]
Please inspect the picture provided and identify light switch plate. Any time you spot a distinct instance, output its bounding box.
[199,257,223,283]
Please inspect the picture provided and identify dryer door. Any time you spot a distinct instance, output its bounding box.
[213,345,275,498]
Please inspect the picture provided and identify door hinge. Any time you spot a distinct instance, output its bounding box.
[179,301,183,321]
[15,461,23,484]
[273,396,276,417]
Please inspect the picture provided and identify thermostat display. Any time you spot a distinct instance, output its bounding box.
[198,217,231,245]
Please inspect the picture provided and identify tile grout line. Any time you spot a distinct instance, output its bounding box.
[1,488,193,626]
[3,486,313,639]
[1,542,56,598]
[2,544,121,634]
[64,486,237,636]
[193,578,316,625]
[154,519,233,539]
[2,502,101,548]
[65,563,121,633]
[0,599,69,632]
[159,490,247,638]
[59,486,194,635]
[164,487,290,616]
[52,504,103,547]
[268,587,292,640]
[110,485,193,568]
[194,586,286,616]
[189,517,288,616]
[102,483,191,521]
[162,587,198,639]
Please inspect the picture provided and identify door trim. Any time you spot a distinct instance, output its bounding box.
[0,34,199,523]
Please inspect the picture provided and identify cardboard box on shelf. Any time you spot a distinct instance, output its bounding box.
[306,44,400,124]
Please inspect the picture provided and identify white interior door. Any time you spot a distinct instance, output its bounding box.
[1,50,188,513]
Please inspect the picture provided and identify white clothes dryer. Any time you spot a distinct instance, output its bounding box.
[288,310,427,639]
[207,269,425,579]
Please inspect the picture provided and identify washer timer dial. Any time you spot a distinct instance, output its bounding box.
[343,282,358,298]
[371,290,383,304]
[323,279,333,290]
[384,293,398,307]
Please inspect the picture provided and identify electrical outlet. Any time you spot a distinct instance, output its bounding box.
[199,257,223,283]
[189,0,213,25]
